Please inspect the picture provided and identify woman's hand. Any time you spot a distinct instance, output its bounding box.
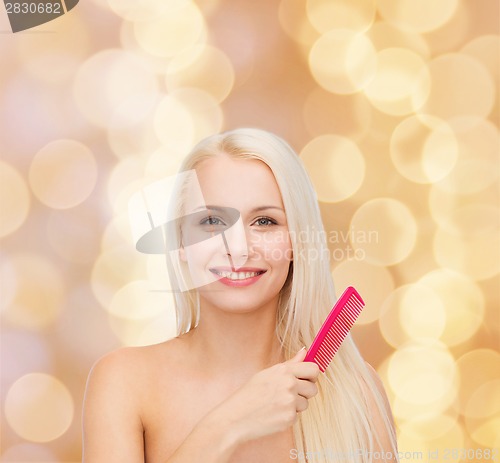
[201,348,320,444]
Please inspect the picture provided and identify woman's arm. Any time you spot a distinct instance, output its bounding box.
[82,348,241,463]
[82,349,145,463]
[167,347,319,463]
[82,347,319,463]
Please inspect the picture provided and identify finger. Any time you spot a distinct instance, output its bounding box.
[286,347,307,364]
[297,380,318,400]
[296,396,309,413]
[288,362,320,382]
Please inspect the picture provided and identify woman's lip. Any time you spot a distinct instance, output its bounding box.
[210,271,266,287]
[209,266,267,273]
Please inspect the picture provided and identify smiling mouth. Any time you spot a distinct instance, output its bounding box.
[210,269,266,280]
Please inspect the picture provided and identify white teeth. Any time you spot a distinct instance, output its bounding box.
[213,270,262,280]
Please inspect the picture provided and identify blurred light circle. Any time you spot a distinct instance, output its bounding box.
[5,373,74,442]
[0,443,58,461]
[423,0,468,57]
[91,246,147,309]
[46,206,102,264]
[331,260,394,324]
[400,414,459,441]
[392,384,460,424]
[379,286,409,348]
[153,94,195,154]
[306,0,376,34]
[4,253,65,330]
[0,253,17,312]
[303,88,372,141]
[107,99,160,160]
[2,73,89,157]
[388,341,457,406]
[54,285,120,363]
[418,269,484,346]
[390,115,459,184]
[434,117,499,195]
[430,199,499,238]
[165,45,235,103]
[154,89,223,154]
[457,348,500,404]
[368,21,430,59]
[1,331,53,386]
[0,161,30,238]
[279,0,319,48]
[378,284,445,348]
[107,0,184,21]
[165,88,223,146]
[100,214,135,252]
[106,156,147,214]
[17,11,90,84]
[133,2,205,58]
[398,419,464,461]
[377,0,459,33]
[456,349,500,415]
[108,306,177,347]
[118,19,173,74]
[74,49,159,128]
[300,135,365,202]
[28,140,97,209]
[379,356,459,425]
[468,417,500,449]
[399,283,446,342]
[108,280,168,320]
[364,48,430,116]
[88,0,111,10]
[461,35,500,85]
[350,198,418,266]
[420,53,495,122]
[108,93,160,132]
[309,30,377,94]
[465,379,500,420]
[144,146,186,180]
[433,225,500,281]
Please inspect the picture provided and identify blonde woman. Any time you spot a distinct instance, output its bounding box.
[82,128,398,462]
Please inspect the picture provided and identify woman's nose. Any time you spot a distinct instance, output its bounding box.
[222,218,250,269]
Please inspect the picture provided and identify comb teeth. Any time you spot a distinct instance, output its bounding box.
[304,287,365,372]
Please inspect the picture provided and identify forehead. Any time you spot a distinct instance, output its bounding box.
[184,155,284,210]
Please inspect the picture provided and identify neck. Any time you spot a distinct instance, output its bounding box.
[181,296,284,379]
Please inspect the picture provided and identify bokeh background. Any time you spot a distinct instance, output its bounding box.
[0,0,499,461]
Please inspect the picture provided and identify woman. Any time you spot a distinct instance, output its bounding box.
[82,128,398,462]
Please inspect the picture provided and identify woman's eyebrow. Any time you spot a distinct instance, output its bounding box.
[249,206,285,213]
[192,205,285,213]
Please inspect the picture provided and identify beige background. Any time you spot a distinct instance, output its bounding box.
[0,0,499,461]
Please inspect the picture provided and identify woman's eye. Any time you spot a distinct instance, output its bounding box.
[200,216,225,226]
[254,217,276,226]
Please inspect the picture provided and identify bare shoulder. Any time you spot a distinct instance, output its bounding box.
[87,345,153,395]
[85,339,184,411]
[361,361,394,421]
[362,362,398,462]
[364,363,390,400]
[82,339,183,463]
[88,342,169,379]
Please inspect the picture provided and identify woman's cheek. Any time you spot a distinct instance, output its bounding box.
[260,232,293,262]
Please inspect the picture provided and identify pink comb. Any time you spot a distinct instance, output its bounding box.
[304,286,365,372]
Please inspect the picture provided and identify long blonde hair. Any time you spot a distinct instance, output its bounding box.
[165,128,397,462]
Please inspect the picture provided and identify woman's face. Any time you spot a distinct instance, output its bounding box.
[180,154,292,314]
